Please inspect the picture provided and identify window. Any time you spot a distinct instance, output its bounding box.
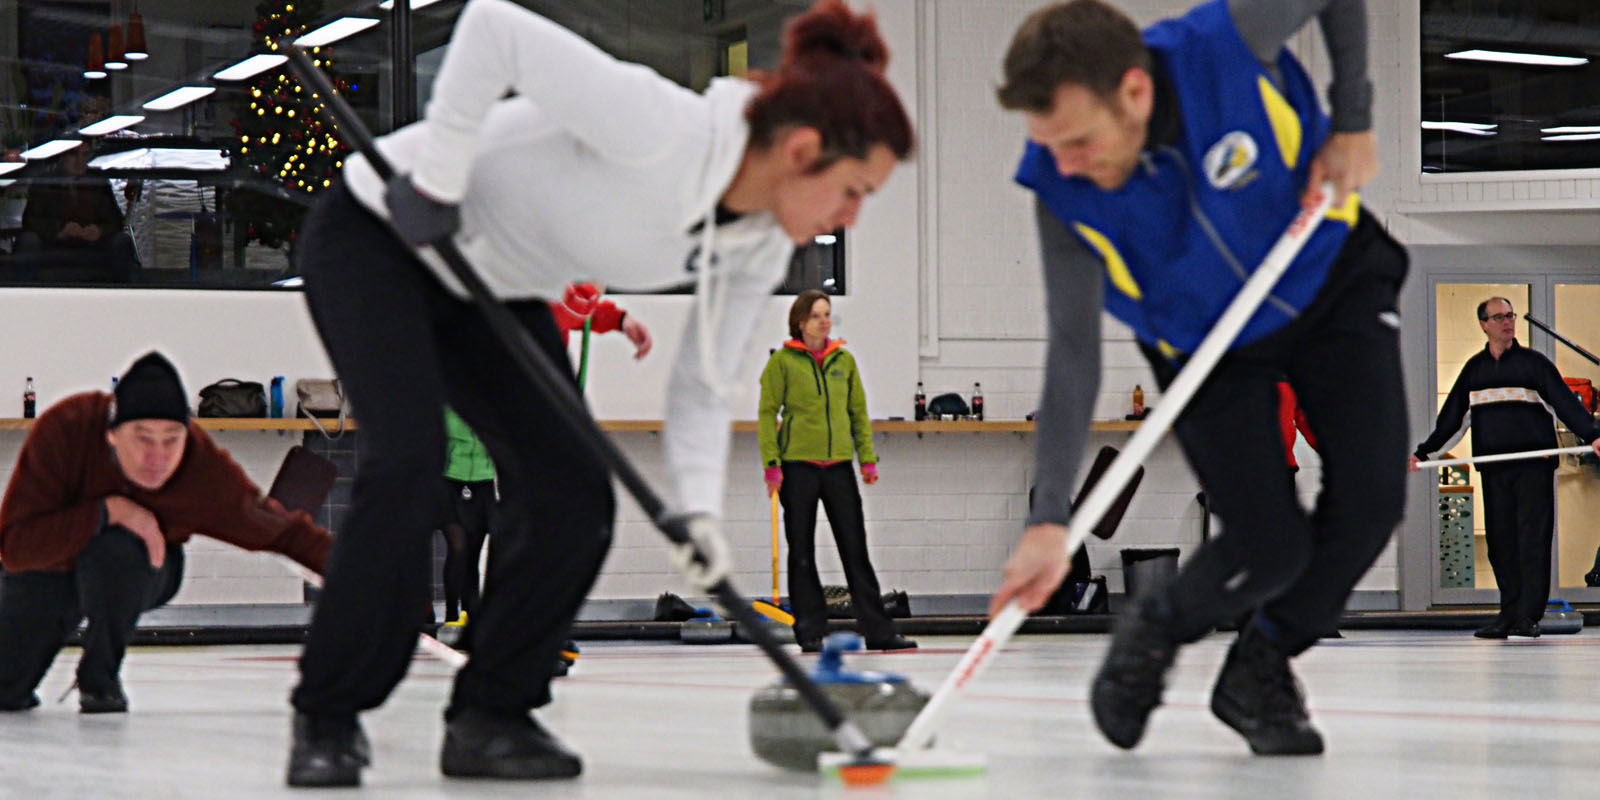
[1421,0,1600,173]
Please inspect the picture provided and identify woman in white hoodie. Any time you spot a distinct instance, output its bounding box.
[285,0,913,787]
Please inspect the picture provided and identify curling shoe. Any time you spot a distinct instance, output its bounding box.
[287,712,368,787]
[78,682,128,714]
[440,707,582,779]
[1090,603,1177,749]
[1210,623,1324,755]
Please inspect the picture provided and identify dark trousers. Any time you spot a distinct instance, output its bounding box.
[12,230,140,283]
[291,187,614,719]
[0,528,183,703]
[779,462,897,642]
[1142,211,1409,655]
[1481,465,1555,622]
[441,478,494,621]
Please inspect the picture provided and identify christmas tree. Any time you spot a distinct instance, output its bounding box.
[227,0,349,249]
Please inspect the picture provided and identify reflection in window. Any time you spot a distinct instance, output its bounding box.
[1422,0,1600,173]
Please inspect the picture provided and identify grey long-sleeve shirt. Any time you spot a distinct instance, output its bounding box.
[1026,0,1369,528]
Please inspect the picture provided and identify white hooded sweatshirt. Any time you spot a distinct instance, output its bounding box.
[342,0,796,517]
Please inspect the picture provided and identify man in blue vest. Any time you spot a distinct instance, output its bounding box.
[988,0,1408,756]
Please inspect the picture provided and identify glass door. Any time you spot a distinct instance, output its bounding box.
[1548,280,1600,601]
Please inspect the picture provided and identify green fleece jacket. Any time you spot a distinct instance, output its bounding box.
[758,339,876,467]
[443,407,496,482]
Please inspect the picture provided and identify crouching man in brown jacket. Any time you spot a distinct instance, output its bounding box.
[0,352,331,713]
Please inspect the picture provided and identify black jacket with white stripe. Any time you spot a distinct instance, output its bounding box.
[1415,340,1599,472]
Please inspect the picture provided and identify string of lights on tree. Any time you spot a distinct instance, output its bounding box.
[227,0,348,249]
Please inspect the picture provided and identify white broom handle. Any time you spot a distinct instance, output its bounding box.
[1416,445,1591,469]
[897,185,1337,753]
[284,559,468,669]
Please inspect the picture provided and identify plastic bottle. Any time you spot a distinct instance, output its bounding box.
[1132,384,1145,418]
[270,376,285,418]
[971,382,985,421]
[914,381,927,421]
[23,377,35,419]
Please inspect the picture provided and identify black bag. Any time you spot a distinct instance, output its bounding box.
[927,392,970,419]
[197,379,267,418]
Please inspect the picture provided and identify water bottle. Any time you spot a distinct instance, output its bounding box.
[971,382,984,421]
[23,377,35,419]
[914,381,927,421]
[270,376,285,418]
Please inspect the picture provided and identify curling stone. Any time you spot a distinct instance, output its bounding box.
[734,614,796,645]
[1544,599,1584,635]
[748,632,928,771]
[681,608,736,644]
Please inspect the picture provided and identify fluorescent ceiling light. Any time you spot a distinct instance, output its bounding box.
[813,234,838,245]
[294,17,380,47]
[378,0,444,9]
[83,68,107,80]
[78,115,145,136]
[271,276,305,288]
[1421,121,1497,136]
[1542,126,1600,135]
[1542,133,1600,142]
[0,163,25,176]
[106,61,128,71]
[214,54,288,81]
[124,53,148,61]
[20,140,82,160]
[1445,49,1589,67]
[143,86,216,111]
[88,148,230,171]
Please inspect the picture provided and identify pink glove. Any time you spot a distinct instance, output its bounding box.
[861,462,879,485]
[764,466,783,496]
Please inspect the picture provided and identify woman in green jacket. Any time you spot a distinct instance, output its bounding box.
[758,290,914,653]
[441,406,497,626]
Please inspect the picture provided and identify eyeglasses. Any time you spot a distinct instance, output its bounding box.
[1481,312,1517,323]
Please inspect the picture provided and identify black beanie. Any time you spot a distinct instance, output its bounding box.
[111,351,190,427]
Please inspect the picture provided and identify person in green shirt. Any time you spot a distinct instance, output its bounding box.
[441,406,496,627]
[758,289,914,653]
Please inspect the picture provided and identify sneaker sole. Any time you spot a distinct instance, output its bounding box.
[440,750,582,779]
[286,762,361,787]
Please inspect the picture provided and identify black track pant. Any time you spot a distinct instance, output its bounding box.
[779,461,897,642]
[1481,465,1555,622]
[1141,211,1409,656]
[0,527,183,704]
[291,187,614,719]
[441,478,494,621]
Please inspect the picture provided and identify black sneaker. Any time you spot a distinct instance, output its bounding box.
[559,640,580,666]
[865,634,918,651]
[440,708,582,779]
[1474,618,1511,639]
[1508,618,1541,638]
[79,684,128,714]
[1209,625,1324,755]
[286,712,367,787]
[0,693,40,712]
[1090,607,1177,749]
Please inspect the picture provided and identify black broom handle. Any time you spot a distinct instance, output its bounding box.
[1525,314,1600,367]
[282,46,869,751]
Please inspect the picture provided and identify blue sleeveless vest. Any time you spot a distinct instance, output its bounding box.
[1016,0,1359,358]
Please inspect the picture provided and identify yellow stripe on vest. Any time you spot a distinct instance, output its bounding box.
[1469,387,1540,406]
[1326,191,1360,225]
[1257,76,1302,170]
[1073,222,1142,301]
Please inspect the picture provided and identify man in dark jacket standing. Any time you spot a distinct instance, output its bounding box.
[0,352,331,713]
[1410,298,1600,638]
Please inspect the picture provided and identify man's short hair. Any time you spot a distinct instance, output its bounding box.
[996,0,1152,112]
[1477,297,1513,321]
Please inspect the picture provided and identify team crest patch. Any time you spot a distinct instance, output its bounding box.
[1203,131,1259,190]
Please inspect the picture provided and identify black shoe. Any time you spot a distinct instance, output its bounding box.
[551,659,570,678]
[865,634,918,651]
[0,693,40,712]
[79,685,128,714]
[1210,624,1324,756]
[559,640,580,666]
[1090,606,1177,749]
[286,712,367,787]
[1508,618,1541,638]
[798,638,823,653]
[1474,618,1512,639]
[440,708,582,779]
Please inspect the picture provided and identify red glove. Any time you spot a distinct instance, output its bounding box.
[764,466,782,496]
[861,462,879,485]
